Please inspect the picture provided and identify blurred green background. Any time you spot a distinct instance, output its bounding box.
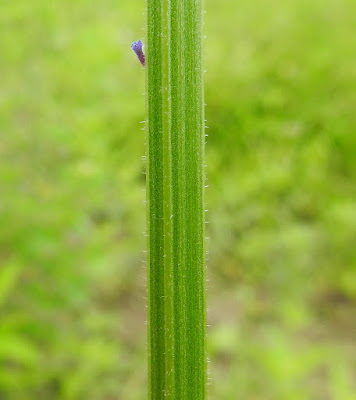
[1,0,356,398]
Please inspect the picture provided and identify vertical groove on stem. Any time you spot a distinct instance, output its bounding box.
[171,0,187,397]
[146,0,206,398]
[146,1,164,398]
[161,0,174,397]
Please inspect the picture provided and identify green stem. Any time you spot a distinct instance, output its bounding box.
[146,0,206,398]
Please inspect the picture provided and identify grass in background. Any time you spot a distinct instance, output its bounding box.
[0,0,356,399]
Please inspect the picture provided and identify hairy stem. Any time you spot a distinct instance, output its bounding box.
[146,0,206,398]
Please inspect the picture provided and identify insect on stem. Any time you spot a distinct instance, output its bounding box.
[131,40,146,67]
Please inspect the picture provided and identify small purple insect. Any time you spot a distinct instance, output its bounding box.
[131,40,145,67]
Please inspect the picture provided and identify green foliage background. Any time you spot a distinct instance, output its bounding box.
[1,0,355,398]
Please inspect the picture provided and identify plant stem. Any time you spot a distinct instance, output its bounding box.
[146,0,206,398]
